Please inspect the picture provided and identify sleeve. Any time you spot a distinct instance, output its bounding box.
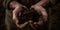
[3,0,12,10]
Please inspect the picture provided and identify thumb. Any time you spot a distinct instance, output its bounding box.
[30,6,35,11]
[30,6,34,9]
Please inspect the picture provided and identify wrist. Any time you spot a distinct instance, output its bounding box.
[36,0,49,6]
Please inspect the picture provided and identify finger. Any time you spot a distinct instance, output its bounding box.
[29,23,35,29]
[13,17,19,24]
[33,22,38,27]
[37,21,43,26]
[30,6,34,10]
[19,12,21,16]
[16,22,20,28]
[24,22,28,24]
[22,6,28,10]
[16,22,28,29]
[29,20,33,23]
[16,23,23,29]
[34,22,37,25]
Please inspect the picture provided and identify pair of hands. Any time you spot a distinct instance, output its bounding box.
[12,3,48,29]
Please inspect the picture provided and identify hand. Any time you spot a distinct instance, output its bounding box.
[11,1,28,29]
[30,4,48,22]
[12,1,28,22]
[13,6,28,29]
[13,4,28,22]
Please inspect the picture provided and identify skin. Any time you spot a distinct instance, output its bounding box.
[30,0,49,21]
[30,0,49,29]
[9,0,49,29]
[10,1,28,29]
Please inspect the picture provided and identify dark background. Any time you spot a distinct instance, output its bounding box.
[0,0,60,30]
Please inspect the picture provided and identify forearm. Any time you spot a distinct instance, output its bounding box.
[36,0,49,6]
[13,7,28,29]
